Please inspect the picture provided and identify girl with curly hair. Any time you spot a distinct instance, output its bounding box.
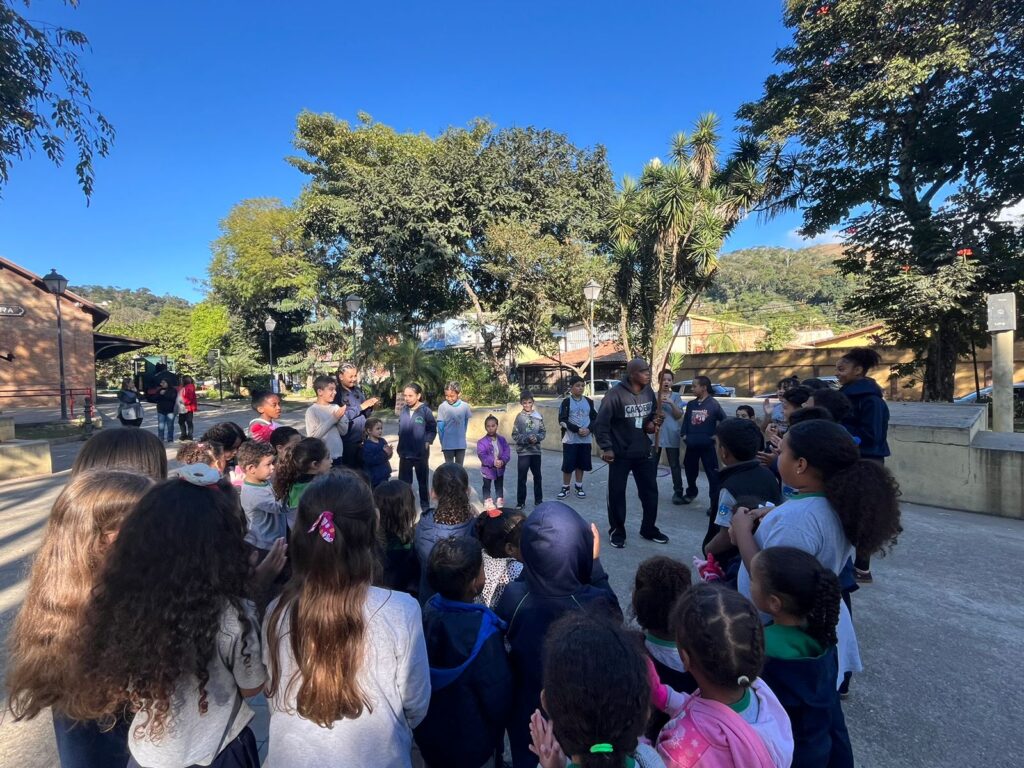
[751,547,853,768]
[272,436,331,512]
[263,471,430,767]
[75,477,266,768]
[5,470,154,768]
[731,419,903,691]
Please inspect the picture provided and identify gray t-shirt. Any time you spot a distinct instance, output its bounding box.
[304,403,348,459]
[658,392,684,447]
[240,481,287,550]
[562,396,593,445]
[128,603,266,768]
[437,400,472,450]
[262,587,431,768]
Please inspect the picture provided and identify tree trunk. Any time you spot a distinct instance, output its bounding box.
[459,278,510,387]
[921,317,958,401]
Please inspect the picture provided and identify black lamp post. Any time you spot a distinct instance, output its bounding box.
[264,317,277,393]
[345,294,363,358]
[42,269,69,420]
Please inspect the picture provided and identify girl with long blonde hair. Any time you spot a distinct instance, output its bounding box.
[5,469,154,768]
[263,470,430,767]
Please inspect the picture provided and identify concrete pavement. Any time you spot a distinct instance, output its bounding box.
[0,407,1021,767]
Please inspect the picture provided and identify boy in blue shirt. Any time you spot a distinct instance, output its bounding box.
[681,375,726,510]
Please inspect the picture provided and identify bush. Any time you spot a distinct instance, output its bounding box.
[435,350,518,406]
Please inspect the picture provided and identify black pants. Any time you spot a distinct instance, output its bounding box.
[342,439,363,469]
[442,448,466,465]
[128,726,258,768]
[482,476,505,500]
[656,446,683,494]
[177,411,194,440]
[606,454,660,540]
[399,455,430,509]
[516,454,543,507]
[683,442,720,505]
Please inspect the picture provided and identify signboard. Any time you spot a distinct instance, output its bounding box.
[0,304,25,317]
[987,293,1017,332]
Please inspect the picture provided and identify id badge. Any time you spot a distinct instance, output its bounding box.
[634,417,643,429]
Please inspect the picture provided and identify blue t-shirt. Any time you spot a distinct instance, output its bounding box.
[437,400,472,450]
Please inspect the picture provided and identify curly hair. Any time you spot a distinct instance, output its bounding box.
[266,472,381,726]
[273,437,328,502]
[808,389,853,423]
[6,470,154,721]
[786,420,903,555]
[431,462,472,526]
[753,547,840,648]
[74,479,253,739]
[670,584,764,690]
[175,440,226,469]
[474,508,526,559]
[374,479,418,546]
[235,440,276,471]
[631,556,692,638]
[542,612,650,768]
[71,428,167,480]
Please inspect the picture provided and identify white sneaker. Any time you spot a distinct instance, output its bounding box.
[496,497,505,508]
[483,497,495,510]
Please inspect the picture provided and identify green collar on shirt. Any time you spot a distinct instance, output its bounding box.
[789,491,826,499]
[243,480,269,487]
[645,633,676,649]
[727,688,752,714]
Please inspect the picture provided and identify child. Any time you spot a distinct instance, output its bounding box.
[71,426,168,480]
[768,387,811,440]
[681,375,726,507]
[237,441,287,553]
[476,414,510,508]
[557,375,597,500]
[731,420,903,690]
[304,375,349,466]
[6,470,154,768]
[414,462,477,601]
[263,471,430,767]
[248,390,282,442]
[751,547,854,768]
[414,537,513,768]
[398,381,437,510]
[704,418,783,559]
[77,476,267,768]
[495,501,621,768]
[176,440,227,473]
[736,404,757,421]
[475,506,526,608]
[374,479,421,598]
[511,390,545,510]
[437,381,473,465]
[632,557,698,741]
[269,425,302,458]
[651,584,794,768]
[273,437,332,516]
[200,421,247,467]
[362,416,393,486]
[529,613,665,768]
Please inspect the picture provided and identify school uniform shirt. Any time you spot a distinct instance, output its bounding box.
[332,383,375,446]
[682,396,726,447]
[511,411,546,455]
[558,395,597,444]
[240,480,288,550]
[398,405,437,460]
[262,587,431,768]
[737,494,863,685]
[437,399,473,451]
[413,512,477,601]
[128,603,266,768]
[713,461,784,529]
[304,403,349,460]
[592,382,658,459]
[362,438,393,486]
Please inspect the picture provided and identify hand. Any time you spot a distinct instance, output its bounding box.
[768,434,783,451]
[762,397,772,414]
[528,710,566,768]
[530,436,538,444]
[731,507,756,539]
[766,422,778,436]
[578,427,590,437]
[601,449,615,463]
[383,444,393,457]
[643,420,657,434]
[494,458,503,468]
[756,450,775,466]
[253,538,287,591]
[591,522,601,560]
[334,404,348,421]
[363,397,380,410]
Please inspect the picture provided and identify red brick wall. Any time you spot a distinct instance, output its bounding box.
[0,265,99,411]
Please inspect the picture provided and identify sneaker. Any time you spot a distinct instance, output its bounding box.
[483,497,495,510]
[496,497,505,508]
[854,568,874,584]
[640,530,670,544]
[557,485,570,499]
[671,491,684,505]
[609,536,625,549]
[575,485,586,499]
[681,494,696,504]
[514,504,525,512]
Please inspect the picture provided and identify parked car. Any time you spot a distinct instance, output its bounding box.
[955,384,1024,418]
[591,379,623,394]
[671,380,736,398]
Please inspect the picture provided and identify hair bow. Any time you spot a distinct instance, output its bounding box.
[309,511,336,543]
[178,463,222,487]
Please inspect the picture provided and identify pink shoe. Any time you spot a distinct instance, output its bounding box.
[483,497,495,510]
[496,497,505,508]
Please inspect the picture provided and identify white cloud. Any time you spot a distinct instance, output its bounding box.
[997,200,1024,223]
[786,228,843,246]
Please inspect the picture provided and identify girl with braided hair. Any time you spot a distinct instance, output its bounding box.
[751,547,854,768]
[651,584,793,768]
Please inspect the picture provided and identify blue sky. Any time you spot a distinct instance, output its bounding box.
[0,1,831,302]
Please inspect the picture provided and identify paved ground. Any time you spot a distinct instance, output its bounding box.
[0,405,1022,767]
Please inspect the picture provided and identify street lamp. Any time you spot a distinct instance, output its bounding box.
[206,349,223,404]
[583,279,602,396]
[345,294,363,358]
[552,328,567,394]
[264,317,277,393]
[42,269,69,420]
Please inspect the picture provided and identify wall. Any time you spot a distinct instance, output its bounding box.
[0,266,98,410]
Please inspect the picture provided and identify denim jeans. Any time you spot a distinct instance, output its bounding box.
[157,411,175,441]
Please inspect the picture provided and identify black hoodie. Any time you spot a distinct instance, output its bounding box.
[840,377,890,458]
[593,381,657,458]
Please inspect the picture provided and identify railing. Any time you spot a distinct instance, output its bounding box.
[0,387,95,421]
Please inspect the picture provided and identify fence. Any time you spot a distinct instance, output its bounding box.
[0,387,95,420]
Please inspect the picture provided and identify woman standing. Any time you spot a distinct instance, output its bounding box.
[116,378,144,427]
[155,379,177,443]
[177,375,199,441]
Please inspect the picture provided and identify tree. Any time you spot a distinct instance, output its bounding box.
[186,300,230,362]
[0,0,113,198]
[740,0,1024,399]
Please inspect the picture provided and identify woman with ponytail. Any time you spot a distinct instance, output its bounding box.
[751,547,854,768]
[263,471,430,767]
[731,419,903,689]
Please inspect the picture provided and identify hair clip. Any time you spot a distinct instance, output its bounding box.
[590,744,613,754]
[308,511,335,543]
[737,675,751,687]
[178,463,222,487]
[485,507,503,518]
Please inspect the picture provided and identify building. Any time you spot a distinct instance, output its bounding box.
[519,341,626,393]
[668,314,767,354]
[804,323,886,349]
[0,257,149,411]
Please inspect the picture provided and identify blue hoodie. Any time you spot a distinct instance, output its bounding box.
[495,502,622,768]
[398,404,437,460]
[840,378,890,458]
[414,511,477,602]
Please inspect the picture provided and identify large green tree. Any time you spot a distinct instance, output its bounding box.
[0,0,113,198]
[740,0,1024,399]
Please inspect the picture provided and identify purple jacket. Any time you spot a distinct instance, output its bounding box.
[476,434,511,480]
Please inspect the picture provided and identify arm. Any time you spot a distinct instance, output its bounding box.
[681,402,691,438]
[436,403,447,441]
[558,399,579,433]
[399,605,432,728]
[476,440,493,467]
[847,396,885,450]
[592,395,614,451]
[511,414,525,446]
[423,408,437,445]
[305,408,336,439]
[499,437,511,464]
[535,415,546,443]
[588,398,598,424]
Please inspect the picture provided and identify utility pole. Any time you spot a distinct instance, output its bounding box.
[987,292,1017,433]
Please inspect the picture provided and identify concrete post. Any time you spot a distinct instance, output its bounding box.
[987,293,1017,433]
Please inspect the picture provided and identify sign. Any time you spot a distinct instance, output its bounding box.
[987,293,1017,332]
[0,304,25,317]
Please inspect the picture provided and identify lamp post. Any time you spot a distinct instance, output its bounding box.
[345,294,363,359]
[42,269,69,420]
[552,328,567,394]
[583,279,602,396]
[264,317,277,393]
[207,349,223,404]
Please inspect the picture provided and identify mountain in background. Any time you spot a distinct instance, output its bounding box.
[73,285,192,327]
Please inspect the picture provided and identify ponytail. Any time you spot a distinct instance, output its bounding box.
[753,547,841,648]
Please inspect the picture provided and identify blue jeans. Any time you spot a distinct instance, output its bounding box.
[157,411,175,441]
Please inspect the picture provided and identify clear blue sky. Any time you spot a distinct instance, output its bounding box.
[0,0,833,302]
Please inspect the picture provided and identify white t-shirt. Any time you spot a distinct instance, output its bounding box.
[261,587,431,768]
[128,602,266,768]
